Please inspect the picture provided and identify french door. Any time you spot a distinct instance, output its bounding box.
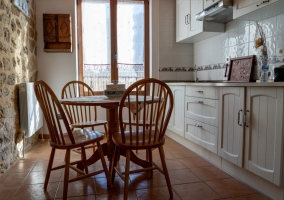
[77,0,149,94]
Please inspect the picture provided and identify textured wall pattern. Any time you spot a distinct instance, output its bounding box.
[0,0,37,174]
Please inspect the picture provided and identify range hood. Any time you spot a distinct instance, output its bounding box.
[196,0,233,23]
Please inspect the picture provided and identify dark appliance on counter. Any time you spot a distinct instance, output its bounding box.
[274,65,284,82]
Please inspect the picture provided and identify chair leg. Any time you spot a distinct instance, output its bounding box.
[148,149,153,178]
[110,145,120,184]
[124,150,131,200]
[44,147,55,190]
[63,149,71,200]
[104,124,108,138]
[97,142,112,188]
[92,143,96,152]
[158,146,173,198]
[81,146,88,174]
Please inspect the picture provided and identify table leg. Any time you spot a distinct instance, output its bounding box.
[77,106,118,170]
[77,105,150,170]
[119,149,150,168]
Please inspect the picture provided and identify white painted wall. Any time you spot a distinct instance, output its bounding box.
[36,0,78,97]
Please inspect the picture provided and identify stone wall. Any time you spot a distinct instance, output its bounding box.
[0,0,37,174]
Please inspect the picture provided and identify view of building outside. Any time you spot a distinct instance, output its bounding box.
[82,0,145,91]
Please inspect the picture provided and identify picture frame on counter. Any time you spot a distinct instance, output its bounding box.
[228,55,256,82]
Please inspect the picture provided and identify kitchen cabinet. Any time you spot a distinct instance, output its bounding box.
[176,0,224,43]
[233,0,280,19]
[204,0,218,8]
[184,86,219,153]
[167,85,185,137]
[176,0,191,41]
[43,14,72,52]
[244,87,284,186]
[219,86,284,185]
[218,87,245,167]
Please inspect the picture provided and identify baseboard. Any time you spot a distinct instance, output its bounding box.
[38,133,50,139]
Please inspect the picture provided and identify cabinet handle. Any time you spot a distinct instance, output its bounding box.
[195,90,203,93]
[185,14,190,25]
[257,0,269,7]
[195,124,202,128]
[196,100,203,104]
[238,109,243,126]
[244,110,249,127]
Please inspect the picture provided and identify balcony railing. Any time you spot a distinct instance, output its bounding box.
[83,63,144,91]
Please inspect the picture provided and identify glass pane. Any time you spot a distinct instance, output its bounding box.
[117,0,145,88]
[82,0,110,91]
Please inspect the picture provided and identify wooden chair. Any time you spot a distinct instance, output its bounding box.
[122,84,166,159]
[110,78,174,199]
[61,80,108,152]
[34,80,112,200]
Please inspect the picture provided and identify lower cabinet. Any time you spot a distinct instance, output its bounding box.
[185,118,218,153]
[244,87,284,186]
[218,87,245,167]
[185,86,219,153]
[167,84,284,186]
[219,86,284,186]
[167,85,185,137]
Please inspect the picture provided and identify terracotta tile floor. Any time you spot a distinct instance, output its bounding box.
[0,137,271,200]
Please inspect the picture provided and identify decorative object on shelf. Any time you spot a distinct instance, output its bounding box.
[254,22,269,82]
[228,56,256,82]
[13,0,30,18]
[43,14,72,52]
[103,81,125,99]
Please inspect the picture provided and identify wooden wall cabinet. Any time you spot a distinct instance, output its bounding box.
[43,14,72,52]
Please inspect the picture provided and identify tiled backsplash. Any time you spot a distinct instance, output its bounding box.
[193,12,284,80]
[158,0,284,82]
[158,0,194,81]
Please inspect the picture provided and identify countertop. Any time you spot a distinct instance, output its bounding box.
[163,80,284,87]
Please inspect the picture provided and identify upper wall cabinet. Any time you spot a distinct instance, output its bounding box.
[176,0,225,43]
[204,0,217,8]
[176,0,191,41]
[233,0,281,19]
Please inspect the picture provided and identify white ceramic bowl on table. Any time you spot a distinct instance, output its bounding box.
[103,82,125,99]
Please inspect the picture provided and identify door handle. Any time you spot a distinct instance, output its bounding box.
[238,109,243,126]
[196,100,203,104]
[195,90,203,93]
[257,0,269,7]
[195,124,202,128]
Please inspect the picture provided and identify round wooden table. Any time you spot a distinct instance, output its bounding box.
[60,96,150,170]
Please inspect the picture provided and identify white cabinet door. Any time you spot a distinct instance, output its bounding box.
[190,0,203,32]
[185,118,218,153]
[233,0,280,19]
[185,96,218,126]
[168,85,185,137]
[176,0,191,42]
[218,87,245,167]
[244,87,284,186]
